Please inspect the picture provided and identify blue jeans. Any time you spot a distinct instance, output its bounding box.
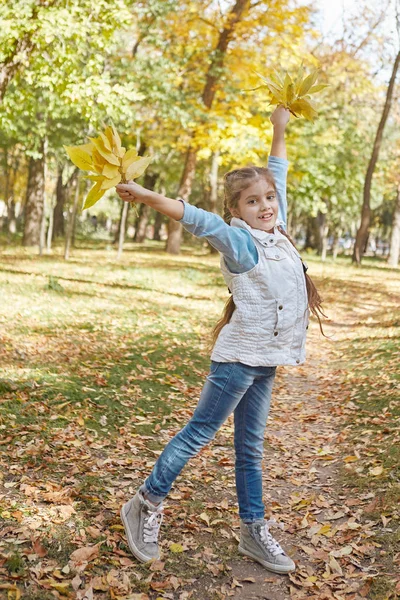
[141,361,276,522]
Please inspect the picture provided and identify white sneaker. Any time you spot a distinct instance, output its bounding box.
[238,519,296,574]
[120,490,163,562]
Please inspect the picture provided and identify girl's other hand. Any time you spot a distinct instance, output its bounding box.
[270,105,290,128]
[116,180,153,204]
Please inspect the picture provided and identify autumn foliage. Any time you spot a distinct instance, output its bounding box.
[253,66,329,121]
[64,126,152,210]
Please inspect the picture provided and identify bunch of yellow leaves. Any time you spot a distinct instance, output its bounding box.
[64,125,152,210]
[253,66,328,121]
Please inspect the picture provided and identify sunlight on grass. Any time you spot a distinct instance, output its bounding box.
[0,243,399,598]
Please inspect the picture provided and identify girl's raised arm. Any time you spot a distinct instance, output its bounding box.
[268,106,290,229]
[269,106,290,159]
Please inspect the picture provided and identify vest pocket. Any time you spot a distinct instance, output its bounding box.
[263,248,287,261]
[258,298,282,338]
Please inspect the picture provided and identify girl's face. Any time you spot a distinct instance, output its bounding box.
[230,178,278,233]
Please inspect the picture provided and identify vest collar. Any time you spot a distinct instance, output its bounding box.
[230,217,285,241]
[230,217,302,258]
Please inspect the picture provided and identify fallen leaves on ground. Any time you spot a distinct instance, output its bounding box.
[0,249,399,599]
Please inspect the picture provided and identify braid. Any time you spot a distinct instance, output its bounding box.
[223,196,232,224]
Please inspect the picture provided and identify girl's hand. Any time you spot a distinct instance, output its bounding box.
[115,180,155,204]
[270,105,290,129]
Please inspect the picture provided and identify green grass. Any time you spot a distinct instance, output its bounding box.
[1,240,399,599]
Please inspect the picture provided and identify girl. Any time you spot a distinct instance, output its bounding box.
[116,106,324,575]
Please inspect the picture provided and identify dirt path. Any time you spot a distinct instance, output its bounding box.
[2,256,397,600]
[155,326,381,600]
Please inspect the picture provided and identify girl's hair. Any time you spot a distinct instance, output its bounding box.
[210,166,327,349]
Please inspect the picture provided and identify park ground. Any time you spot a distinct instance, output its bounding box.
[0,240,399,600]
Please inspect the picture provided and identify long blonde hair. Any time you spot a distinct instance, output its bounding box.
[210,166,327,348]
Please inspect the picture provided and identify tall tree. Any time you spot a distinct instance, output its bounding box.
[352,50,400,264]
[22,140,45,246]
[388,182,400,266]
[0,0,57,101]
[166,0,251,254]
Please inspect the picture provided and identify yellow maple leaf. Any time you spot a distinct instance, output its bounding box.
[89,137,120,166]
[122,148,139,170]
[102,164,120,179]
[169,543,184,553]
[100,174,122,190]
[99,131,112,152]
[125,155,153,181]
[82,181,106,210]
[318,523,331,535]
[290,98,318,121]
[63,146,94,171]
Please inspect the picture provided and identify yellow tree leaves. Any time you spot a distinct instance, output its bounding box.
[64,125,152,210]
[252,65,329,121]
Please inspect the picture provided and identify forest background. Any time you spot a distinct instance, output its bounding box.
[0,0,399,262]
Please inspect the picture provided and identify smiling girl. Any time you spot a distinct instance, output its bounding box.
[115,106,325,575]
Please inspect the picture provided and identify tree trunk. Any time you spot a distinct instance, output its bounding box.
[46,191,55,251]
[304,216,320,251]
[317,211,329,259]
[304,219,312,250]
[2,148,10,232]
[7,198,17,235]
[287,211,293,235]
[332,229,342,261]
[388,183,400,267]
[52,166,78,239]
[208,150,220,254]
[22,143,45,247]
[134,172,158,243]
[3,148,19,235]
[166,147,197,254]
[39,137,48,255]
[64,179,80,260]
[153,211,164,241]
[134,204,151,243]
[114,200,127,244]
[117,202,130,259]
[53,166,66,239]
[165,0,250,255]
[321,230,329,261]
[352,50,400,265]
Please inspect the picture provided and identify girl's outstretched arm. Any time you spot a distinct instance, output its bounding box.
[116,181,257,273]
[116,182,184,221]
[270,106,290,159]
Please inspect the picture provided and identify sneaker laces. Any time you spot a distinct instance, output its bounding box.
[143,504,163,544]
[259,518,285,557]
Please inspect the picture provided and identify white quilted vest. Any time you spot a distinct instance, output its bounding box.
[211,218,309,367]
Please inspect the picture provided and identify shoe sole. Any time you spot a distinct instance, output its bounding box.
[120,503,159,563]
[238,545,295,574]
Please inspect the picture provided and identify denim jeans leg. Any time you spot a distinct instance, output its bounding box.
[143,362,256,500]
[234,366,276,522]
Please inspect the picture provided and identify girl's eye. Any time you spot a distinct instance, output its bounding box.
[267,195,276,201]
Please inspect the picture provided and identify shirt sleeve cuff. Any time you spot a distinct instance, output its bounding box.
[178,199,198,224]
[268,155,289,168]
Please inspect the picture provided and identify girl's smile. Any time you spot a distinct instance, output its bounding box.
[230,179,279,233]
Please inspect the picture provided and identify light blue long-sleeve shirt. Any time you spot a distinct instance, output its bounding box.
[179,155,288,274]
